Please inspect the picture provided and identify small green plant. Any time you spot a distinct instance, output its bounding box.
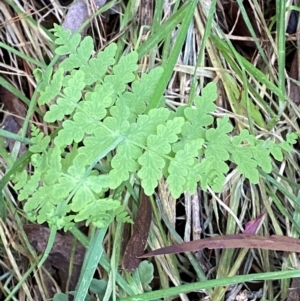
[14,24,297,230]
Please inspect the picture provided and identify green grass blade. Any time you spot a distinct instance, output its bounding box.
[37,226,57,268]
[119,270,300,301]
[276,0,286,106]
[235,0,270,68]
[137,1,190,59]
[145,0,198,111]
[75,227,108,300]
[70,227,135,296]
[0,42,47,68]
[189,0,217,103]
[0,76,33,108]
[0,129,31,144]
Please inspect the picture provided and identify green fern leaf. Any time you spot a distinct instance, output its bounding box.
[44,70,86,122]
[104,51,138,95]
[23,185,53,212]
[138,150,165,195]
[115,205,133,224]
[167,139,203,198]
[59,36,93,70]
[55,82,115,146]
[53,24,81,55]
[76,101,130,165]
[185,161,203,193]
[251,139,272,173]
[184,82,217,128]
[80,43,117,85]
[50,179,75,200]
[13,170,28,190]
[205,116,232,161]
[18,171,41,201]
[43,146,62,185]
[233,151,259,183]
[55,119,85,147]
[286,132,298,144]
[198,156,228,192]
[123,67,164,116]
[109,141,142,188]
[150,117,184,152]
[38,67,64,105]
[16,25,293,231]
[109,101,131,134]
[34,68,47,89]
[71,185,95,212]
[29,125,50,153]
[279,133,298,152]
[268,141,283,161]
[138,117,184,195]
[173,82,218,152]
[231,130,260,183]
[128,108,170,144]
[77,128,121,166]
[74,198,121,227]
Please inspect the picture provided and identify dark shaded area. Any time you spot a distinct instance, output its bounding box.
[24,224,85,297]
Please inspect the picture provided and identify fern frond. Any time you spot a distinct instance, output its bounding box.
[13,25,295,230]
[44,70,86,122]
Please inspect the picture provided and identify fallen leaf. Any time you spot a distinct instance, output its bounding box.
[122,192,152,272]
[24,224,85,294]
[139,234,300,258]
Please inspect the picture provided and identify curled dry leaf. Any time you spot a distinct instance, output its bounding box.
[122,192,152,272]
[140,234,300,258]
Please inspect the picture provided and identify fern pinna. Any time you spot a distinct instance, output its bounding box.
[14,24,296,229]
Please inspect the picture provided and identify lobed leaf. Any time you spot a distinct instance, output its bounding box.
[104,51,138,95]
[44,70,85,122]
[38,67,64,105]
[123,67,164,116]
[205,116,232,162]
[53,24,81,55]
[16,25,293,230]
[168,139,204,198]
[80,43,117,85]
[138,150,165,195]
[109,141,141,188]
[59,36,93,70]
[29,125,51,153]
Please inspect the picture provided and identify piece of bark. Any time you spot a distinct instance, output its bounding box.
[289,53,300,105]
[0,85,27,127]
[0,86,28,155]
[122,192,152,272]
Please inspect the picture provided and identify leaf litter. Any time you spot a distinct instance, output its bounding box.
[140,234,300,258]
